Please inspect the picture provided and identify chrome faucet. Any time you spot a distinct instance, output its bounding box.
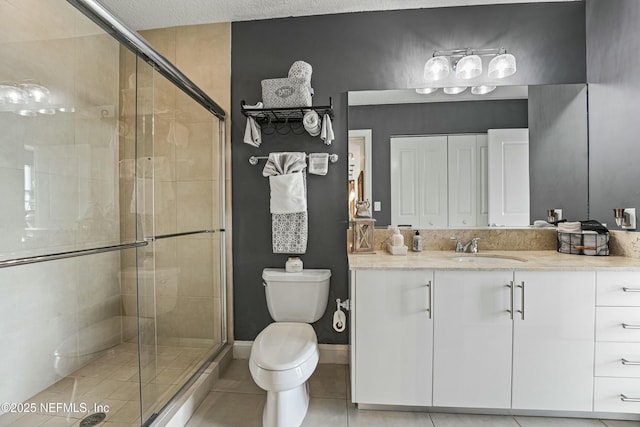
[450,237,480,253]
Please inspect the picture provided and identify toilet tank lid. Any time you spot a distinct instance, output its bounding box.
[262,268,331,282]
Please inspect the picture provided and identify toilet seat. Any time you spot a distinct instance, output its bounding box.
[249,323,319,392]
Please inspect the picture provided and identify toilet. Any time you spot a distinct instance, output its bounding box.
[249,268,331,427]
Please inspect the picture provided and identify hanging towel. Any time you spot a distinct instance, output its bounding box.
[243,117,261,147]
[263,152,308,254]
[308,153,329,176]
[321,114,335,145]
[303,110,321,136]
[269,173,306,213]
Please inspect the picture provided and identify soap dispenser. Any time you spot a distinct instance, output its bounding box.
[412,230,424,252]
[392,227,404,246]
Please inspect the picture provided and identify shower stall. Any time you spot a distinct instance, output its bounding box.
[0,0,227,426]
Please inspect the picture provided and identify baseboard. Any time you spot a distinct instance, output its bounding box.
[233,341,350,365]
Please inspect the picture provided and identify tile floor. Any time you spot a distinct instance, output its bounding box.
[186,360,640,427]
[0,343,211,427]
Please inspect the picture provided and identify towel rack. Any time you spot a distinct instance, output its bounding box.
[249,153,339,166]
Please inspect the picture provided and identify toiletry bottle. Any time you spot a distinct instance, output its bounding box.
[412,230,424,252]
[392,227,404,247]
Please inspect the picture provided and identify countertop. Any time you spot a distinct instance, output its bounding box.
[348,250,640,271]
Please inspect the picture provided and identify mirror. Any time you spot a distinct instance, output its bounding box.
[348,84,589,228]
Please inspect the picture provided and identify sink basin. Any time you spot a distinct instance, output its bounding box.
[451,255,527,264]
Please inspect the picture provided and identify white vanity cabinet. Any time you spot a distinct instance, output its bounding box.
[433,270,596,411]
[432,270,514,409]
[351,267,598,413]
[511,271,596,411]
[594,271,640,414]
[350,269,433,406]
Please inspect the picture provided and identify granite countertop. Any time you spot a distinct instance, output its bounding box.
[348,250,640,271]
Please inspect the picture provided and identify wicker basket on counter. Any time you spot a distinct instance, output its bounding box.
[557,231,609,256]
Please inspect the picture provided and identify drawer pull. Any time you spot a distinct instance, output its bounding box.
[621,358,640,366]
[622,323,640,329]
[620,394,640,403]
[622,287,640,292]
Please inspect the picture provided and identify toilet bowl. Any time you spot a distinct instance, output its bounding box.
[250,323,319,427]
[249,268,331,427]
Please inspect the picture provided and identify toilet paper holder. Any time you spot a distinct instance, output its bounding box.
[336,298,350,311]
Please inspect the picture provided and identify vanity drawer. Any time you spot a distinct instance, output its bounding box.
[597,272,640,307]
[595,342,640,378]
[596,307,640,342]
[594,377,640,413]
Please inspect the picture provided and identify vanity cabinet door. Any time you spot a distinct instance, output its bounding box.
[432,270,514,409]
[352,269,433,406]
[511,271,596,411]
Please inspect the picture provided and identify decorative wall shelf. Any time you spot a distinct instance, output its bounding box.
[240,97,333,129]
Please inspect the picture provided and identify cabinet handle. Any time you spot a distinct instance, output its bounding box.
[516,281,525,320]
[506,281,514,319]
[623,287,640,292]
[426,281,432,319]
[622,323,640,329]
[621,358,640,366]
[620,394,640,403]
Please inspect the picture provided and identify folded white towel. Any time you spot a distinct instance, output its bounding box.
[262,152,307,177]
[321,114,335,145]
[303,111,321,136]
[308,153,329,176]
[557,221,581,233]
[243,117,261,147]
[269,173,306,214]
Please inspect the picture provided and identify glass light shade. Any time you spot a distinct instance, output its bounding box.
[14,109,37,117]
[455,55,482,79]
[19,83,50,103]
[443,86,467,95]
[471,85,497,95]
[415,87,438,95]
[0,84,28,104]
[488,53,517,79]
[424,56,451,81]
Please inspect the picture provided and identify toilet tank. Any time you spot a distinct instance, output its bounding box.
[262,268,331,322]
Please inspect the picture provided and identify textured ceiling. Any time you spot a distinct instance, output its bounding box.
[99,0,579,30]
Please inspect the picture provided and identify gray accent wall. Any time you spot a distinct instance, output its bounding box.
[529,84,589,222]
[586,0,640,230]
[349,100,529,226]
[231,2,586,343]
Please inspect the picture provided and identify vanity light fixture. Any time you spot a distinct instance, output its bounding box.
[0,82,56,116]
[0,84,28,104]
[423,47,517,82]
